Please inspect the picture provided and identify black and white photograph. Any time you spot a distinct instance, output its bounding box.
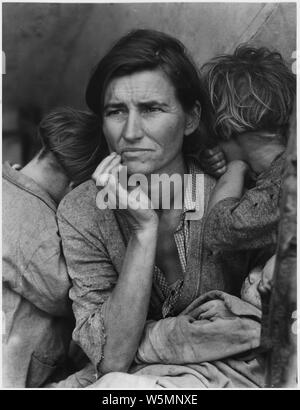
[1,1,297,391]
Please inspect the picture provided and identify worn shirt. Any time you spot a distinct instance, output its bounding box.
[57,158,254,369]
[154,160,201,318]
[204,153,285,253]
[2,162,73,387]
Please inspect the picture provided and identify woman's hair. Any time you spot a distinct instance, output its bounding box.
[85,29,205,117]
[38,107,108,186]
[201,45,296,140]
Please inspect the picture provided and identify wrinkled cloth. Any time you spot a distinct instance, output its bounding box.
[57,159,255,369]
[204,153,285,252]
[2,163,74,387]
[46,363,97,388]
[91,361,263,389]
[91,291,264,389]
[135,290,262,366]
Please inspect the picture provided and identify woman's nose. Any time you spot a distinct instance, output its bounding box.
[123,111,143,141]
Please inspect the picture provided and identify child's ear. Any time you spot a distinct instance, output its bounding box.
[184,102,201,136]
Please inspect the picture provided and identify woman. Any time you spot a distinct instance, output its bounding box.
[57,30,263,386]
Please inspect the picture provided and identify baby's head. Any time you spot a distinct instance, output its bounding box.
[241,255,276,309]
[202,45,295,145]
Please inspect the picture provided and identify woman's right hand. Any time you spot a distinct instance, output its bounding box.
[92,152,159,232]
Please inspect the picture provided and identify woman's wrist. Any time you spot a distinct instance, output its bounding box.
[133,222,159,239]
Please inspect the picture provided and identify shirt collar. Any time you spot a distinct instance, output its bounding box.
[183,157,203,214]
[3,162,58,212]
[174,157,205,233]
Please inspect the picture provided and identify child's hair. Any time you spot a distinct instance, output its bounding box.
[201,45,296,141]
[38,107,109,186]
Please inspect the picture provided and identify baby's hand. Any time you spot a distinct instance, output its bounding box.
[195,300,235,320]
[258,255,276,295]
[198,146,227,178]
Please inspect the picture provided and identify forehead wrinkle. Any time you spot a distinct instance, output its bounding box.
[104,72,175,106]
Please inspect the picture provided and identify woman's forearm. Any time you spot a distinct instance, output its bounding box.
[207,160,248,213]
[99,224,158,374]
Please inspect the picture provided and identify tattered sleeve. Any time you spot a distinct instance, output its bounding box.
[57,211,117,369]
[203,178,281,251]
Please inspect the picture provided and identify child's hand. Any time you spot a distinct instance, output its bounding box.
[258,255,276,295]
[198,146,227,178]
[195,300,235,320]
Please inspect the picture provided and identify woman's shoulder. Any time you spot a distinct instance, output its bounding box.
[57,179,115,228]
[58,180,96,212]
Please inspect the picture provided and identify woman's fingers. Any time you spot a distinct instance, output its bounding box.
[93,153,121,187]
[108,164,131,209]
[99,156,121,187]
[93,152,117,175]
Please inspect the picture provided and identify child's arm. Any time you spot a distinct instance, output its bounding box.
[207,160,249,213]
[204,157,283,251]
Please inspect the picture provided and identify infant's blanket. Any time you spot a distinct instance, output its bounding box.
[92,291,265,389]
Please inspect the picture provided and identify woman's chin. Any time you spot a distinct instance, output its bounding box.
[124,160,155,176]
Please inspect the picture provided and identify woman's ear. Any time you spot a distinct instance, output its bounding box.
[184,102,202,136]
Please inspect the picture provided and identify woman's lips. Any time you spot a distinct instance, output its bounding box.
[121,148,153,158]
[121,148,152,153]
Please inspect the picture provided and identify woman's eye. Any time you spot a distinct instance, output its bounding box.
[142,106,162,113]
[105,109,126,117]
[110,110,123,116]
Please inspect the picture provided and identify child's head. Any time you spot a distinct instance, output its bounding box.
[241,255,276,309]
[37,107,108,187]
[202,45,295,142]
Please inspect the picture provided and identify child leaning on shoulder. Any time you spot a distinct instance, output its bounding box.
[202,45,295,259]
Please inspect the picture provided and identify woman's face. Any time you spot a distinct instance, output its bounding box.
[102,69,198,175]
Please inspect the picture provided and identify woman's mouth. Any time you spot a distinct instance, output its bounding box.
[121,148,153,153]
[121,148,153,159]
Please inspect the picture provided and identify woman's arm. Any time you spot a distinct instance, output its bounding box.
[58,153,160,375]
[58,199,158,375]
[100,224,158,374]
[92,154,160,374]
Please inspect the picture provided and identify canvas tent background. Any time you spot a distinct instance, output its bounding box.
[2,3,296,164]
